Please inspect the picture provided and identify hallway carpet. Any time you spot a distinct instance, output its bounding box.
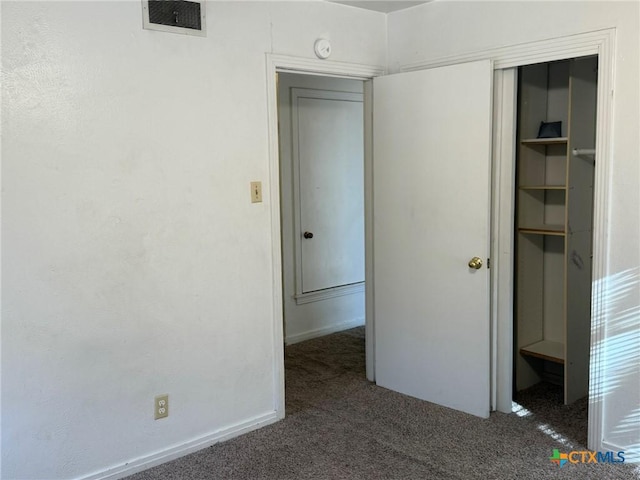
[127,327,639,479]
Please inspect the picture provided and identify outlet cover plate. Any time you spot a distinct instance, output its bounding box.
[155,394,169,420]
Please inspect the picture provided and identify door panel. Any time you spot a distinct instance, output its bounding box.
[373,60,493,418]
[293,89,365,293]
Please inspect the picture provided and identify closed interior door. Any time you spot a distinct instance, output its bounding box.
[293,89,365,293]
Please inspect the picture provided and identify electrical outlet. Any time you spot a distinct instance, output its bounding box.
[250,181,262,203]
[155,394,169,420]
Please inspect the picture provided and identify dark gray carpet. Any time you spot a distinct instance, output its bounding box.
[127,327,639,479]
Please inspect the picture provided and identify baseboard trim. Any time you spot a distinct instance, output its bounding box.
[294,282,364,305]
[601,441,640,464]
[78,411,280,480]
[285,318,364,345]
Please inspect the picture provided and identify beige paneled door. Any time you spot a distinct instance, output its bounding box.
[294,88,365,293]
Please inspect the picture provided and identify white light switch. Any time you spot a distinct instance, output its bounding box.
[251,181,262,203]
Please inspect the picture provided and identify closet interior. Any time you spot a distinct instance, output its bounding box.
[514,56,598,405]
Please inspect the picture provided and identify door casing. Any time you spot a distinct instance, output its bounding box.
[266,56,384,418]
[266,27,615,453]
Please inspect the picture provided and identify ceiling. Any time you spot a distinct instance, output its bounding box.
[328,1,429,13]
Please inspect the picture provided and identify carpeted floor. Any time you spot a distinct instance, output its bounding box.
[127,327,639,479]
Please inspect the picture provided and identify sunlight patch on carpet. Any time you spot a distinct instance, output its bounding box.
[537,423,576,448]
[511,401,532,418]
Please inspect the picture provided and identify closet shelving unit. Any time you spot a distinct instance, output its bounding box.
[515,56,597,405]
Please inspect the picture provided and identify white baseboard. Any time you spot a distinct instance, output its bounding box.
[78,411,280,480]
[601,441,640,464]
[286,317,365,345]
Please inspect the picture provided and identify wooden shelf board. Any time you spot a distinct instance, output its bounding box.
[519,185,566,190]
[520,340,565,364]
[518,225,566,236]
[521,137,568,145]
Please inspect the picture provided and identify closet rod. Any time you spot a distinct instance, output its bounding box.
[572,148,596,156]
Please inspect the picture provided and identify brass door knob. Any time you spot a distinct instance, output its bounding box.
[303,231,314,239]
[468,257,483,269]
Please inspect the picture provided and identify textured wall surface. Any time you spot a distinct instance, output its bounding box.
[1,2,385,478]
[3,1,638,478]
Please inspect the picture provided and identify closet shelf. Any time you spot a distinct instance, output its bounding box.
[521,137,568,145]
[519,185,566,190]
[520,340,565,364]
[518,224,565,236]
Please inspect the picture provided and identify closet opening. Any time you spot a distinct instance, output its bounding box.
[512,55,598,439]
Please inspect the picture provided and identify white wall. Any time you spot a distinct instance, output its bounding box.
[388,0,640,457]
[1,2,385,478]
[5,1,638,477]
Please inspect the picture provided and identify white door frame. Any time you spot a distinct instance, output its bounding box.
[401,28,615,453]
[266,27,614,453]
[266,54,385,418]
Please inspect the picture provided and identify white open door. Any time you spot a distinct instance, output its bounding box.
[373,60,493,418]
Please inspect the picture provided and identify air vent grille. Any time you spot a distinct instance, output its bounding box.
[148,0,202,31]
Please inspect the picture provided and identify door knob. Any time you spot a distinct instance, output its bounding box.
[303,231,314,239]
[468,257,483,269]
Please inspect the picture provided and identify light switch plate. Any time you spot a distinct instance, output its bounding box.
[251,181,262,203]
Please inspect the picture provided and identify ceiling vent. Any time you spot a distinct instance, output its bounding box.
[142,0,206,37]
